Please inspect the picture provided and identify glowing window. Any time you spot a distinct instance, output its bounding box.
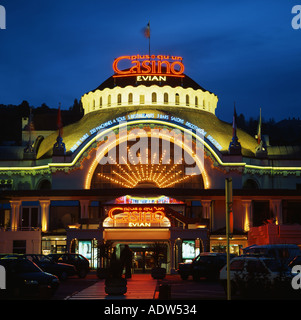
[108,95,111,107]
[128,93,133,104]
[175,93,180,105]
[186,95,189,106]
[99,97,102,108]
[152,92,157,103]
[164,93,168,104]
[117,94,122,105]
[195,97,198,107]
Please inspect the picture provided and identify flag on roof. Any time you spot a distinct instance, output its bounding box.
[143,22,150,38]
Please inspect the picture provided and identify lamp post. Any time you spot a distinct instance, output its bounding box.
[225,178,233,300]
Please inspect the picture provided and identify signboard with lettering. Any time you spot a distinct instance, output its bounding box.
[103,206,171,228]
[113,54,185,79]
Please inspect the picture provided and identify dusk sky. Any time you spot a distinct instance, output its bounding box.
[0,0,300,123]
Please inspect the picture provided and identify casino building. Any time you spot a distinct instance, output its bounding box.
[1,54,301,273]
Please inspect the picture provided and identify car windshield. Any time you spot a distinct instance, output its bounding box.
[2,259,42,273]
[19,260,42,273]
[39,256,53,263]
[264,259,289,272]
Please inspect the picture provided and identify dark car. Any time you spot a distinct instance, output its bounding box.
[288,255,301,268]
[0,258,59,299]
[178,252,235,281]
[24,254,77,281]
[191,253,236,281]
[48,253,90,278]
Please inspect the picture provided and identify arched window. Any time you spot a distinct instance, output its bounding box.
[117,94,122,105]
[175,93,180,105]
[93,100,95,110]
[186,95,189,106]
[108,95,111,107]
[203,100,206,109]
[99,97,102,108]
[152,92,157,103]
[164,93,168,104]
[195,97,198,107]
[128,93,133,104]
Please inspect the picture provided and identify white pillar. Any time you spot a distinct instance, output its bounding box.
[9,200,21,231]
[202,200,211,219]
[270,199,282,225]
[242,200,252,232]
[40,200,51,232]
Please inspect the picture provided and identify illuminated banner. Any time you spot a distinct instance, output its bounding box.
[113,54,185,79]
[103,206,171,228]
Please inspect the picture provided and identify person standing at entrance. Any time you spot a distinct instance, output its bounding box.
[121,245,133,278]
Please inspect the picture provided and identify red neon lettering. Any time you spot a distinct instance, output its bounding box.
[107,207,166,225]
[130,60,140,74]
[142,60,151,73]
[112,55,185,78]
[108,207,124,220]
[157,60,171,74]
[112,56,131,74]
[171,61,185,75]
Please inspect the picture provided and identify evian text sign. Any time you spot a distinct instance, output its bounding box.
[113,54,185,79]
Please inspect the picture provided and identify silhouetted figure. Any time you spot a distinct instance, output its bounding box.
[120,245,133,278]
[110,247,117,266]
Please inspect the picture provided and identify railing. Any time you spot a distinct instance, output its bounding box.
[1,226,41,232]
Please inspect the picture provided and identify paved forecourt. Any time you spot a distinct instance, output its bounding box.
[66,274,158,300]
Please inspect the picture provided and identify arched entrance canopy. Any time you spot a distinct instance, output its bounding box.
[83,117,215,189]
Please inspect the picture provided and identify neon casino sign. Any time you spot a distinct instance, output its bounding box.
[112,54,185,80]
[103,206,171,228]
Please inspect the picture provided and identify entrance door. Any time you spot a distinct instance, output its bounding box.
[131,247,155,273]
[116,242,168,274]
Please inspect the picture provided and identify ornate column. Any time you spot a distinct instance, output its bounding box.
[270,199,282,225]
[80,200,90,219]
[241,200,252,232]
[40,200,51,232]
[9,200,21,231]
[201,200,211,219]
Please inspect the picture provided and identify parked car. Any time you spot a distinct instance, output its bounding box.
[24,254,77,281]
[219,256,294,297]
[48,253,90,278]
[0,258,59,299]
[178,252,235,281]
[243,244,301,264]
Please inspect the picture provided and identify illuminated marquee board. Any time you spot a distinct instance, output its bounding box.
[103,206,171,228]
[70,112,223,153]
[113,54,185,80]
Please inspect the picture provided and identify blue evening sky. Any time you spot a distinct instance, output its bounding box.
[0,0,300,123]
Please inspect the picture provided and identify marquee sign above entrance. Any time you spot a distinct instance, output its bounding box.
[103,206,171,228]
[113,54,185,79]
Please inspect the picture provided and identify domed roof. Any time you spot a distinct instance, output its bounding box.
[91,71,214,94]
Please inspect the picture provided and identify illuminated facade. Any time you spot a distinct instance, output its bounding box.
[1,54,301,272]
